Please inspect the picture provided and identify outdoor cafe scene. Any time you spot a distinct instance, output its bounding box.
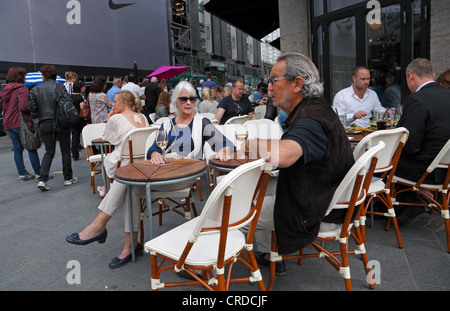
[2,55,449,293]
[0,0,449,296]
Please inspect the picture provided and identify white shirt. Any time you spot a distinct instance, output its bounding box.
[121,82,144,101]
[332,85,385,127]
[415,81,434,93]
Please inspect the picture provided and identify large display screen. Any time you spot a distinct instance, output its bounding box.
[0,0,170,73]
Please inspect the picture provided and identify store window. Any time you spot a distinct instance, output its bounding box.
[329,16,356,98]
[328,0,366,12]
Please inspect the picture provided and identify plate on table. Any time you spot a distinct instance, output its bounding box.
[346,130,361,134]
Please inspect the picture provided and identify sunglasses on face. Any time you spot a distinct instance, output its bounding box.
[178,96,197,104]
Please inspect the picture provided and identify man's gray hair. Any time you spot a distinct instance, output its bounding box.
[277,52,324,98]
[406,58,434,79]
[113,77,122,85]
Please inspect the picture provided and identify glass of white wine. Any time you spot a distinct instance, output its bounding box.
[156,129,168,163]
[235,125,248,159]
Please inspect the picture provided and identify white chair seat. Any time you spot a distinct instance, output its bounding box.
[145,217,246,266]
[150,187,193,198]
[318,222,354,239]
[368,176,385,194]
[88,154,102,163]
[392,175,447,190]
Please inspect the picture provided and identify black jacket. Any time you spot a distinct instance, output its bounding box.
[396,82,450,183]
[274,97,355,255]
[29,80,70,123]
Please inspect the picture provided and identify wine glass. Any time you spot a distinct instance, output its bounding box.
[235,125,248,159]
[156,129,168,162]
[393,109,401,127]
[339,115,347,130]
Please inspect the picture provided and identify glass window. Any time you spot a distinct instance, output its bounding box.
[366,4,402,108]
[317,25,323,79]
[329,16,356,98]
[328,0,365,12]
[411,0,422,58]
[314,0,324,16]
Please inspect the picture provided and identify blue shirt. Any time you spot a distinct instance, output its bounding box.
[201,80,216,89]
[107,85,121,103]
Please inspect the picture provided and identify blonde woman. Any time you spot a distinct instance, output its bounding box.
[198,87,218,114]
[66,90,149,267]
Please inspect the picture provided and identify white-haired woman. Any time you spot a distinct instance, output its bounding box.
[148,81,232,164]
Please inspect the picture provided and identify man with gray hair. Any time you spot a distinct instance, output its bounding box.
[393,58,450,224]
[106,77,122,103]
[245,53,354,275]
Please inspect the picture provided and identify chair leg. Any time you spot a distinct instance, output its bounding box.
[197,177,203,201]
[385,194,404,248]
[339,241,352,291]
[184,196,192,220]
[158,199,163,225]
[297,249,305,265]
[442,192,450,253]
[267,231,278,291]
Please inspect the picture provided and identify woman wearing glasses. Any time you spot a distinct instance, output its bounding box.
[148,81,233,165]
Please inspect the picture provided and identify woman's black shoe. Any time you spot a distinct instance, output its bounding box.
[66,229,107,245]
[108,243,143,269]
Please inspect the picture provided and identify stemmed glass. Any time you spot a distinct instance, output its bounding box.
[235,125,248,159]
[156,129,168,162]
[393,109,401,127]
[339,115,347,130]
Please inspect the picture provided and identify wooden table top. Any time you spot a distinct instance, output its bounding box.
[114,158,206,182]
[91,138,110,144]
[209,152,258,169]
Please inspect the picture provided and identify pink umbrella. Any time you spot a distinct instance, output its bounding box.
[146,65,189,81]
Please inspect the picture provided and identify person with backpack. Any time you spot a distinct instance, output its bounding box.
[29,64,78,191]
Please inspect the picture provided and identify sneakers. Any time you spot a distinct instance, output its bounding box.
[64,176,79,186]
[37,181,50,191]
[18,173,34,181]
[35,175,54,182]
[37,176,78,190]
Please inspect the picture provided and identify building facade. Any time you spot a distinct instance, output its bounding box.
[279,0,449,104]
[172,0,278,86]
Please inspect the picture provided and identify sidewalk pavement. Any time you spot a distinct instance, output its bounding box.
[0,134,449,292]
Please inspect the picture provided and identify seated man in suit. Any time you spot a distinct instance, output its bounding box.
[395,58,450,224]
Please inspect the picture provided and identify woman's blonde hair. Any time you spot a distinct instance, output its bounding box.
[201,87,212,102]
[116,90,142,112]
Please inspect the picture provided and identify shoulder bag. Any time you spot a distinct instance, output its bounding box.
[17,88,41,151]
[55,83,79,128]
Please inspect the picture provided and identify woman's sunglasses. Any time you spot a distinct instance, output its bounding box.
[178,96,197,104]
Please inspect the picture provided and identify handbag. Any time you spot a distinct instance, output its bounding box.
[55,83,79,128]
[17,89,41,151]
[79,98,90,119]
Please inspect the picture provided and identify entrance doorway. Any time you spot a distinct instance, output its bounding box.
[311,0,430,104]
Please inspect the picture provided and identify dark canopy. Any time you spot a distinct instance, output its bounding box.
[204,0,279,39]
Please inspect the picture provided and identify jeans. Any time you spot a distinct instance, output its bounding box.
[38,121,73,182]
[7,127,41,176]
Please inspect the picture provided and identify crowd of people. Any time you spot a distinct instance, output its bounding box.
[1,56,449,276]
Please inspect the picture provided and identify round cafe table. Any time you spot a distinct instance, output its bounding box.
[209,152,259,186]
[114,158,207,261]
